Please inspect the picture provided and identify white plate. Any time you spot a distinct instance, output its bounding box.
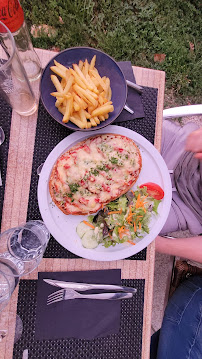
[38,126,172,261]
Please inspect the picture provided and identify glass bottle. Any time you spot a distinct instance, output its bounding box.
[0,0,42,81]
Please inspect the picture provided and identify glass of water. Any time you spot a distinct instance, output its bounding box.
[0,269,11,313]
[0,260,20,342]
[0,220,50,277]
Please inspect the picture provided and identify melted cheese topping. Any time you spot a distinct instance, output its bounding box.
[50,134,141,214]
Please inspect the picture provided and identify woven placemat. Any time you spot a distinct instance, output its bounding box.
[13,278,144,359]
[0,98,12,228]
[27,86,158,260]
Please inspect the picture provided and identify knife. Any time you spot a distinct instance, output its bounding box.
[43,279,137,294]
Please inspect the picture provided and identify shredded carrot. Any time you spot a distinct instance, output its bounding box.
[107,209,122,215]
[126,217,132,224]
[118,226,130,239]
[118,226,125,233]
[83,220,95,229]
[133,222,137,232]
[135,194,147,212]
[126,205,133,223]
[127,240,136,245]
[131,190,135,195]
[101,204,104,209]
[139,222,142,230]
[135,194,143,208]
[108,232,112,239]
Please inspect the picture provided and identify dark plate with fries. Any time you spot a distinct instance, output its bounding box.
[40,47,127,131]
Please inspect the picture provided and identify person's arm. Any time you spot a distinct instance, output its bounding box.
[155,235,202,263]
[185,127,202,159]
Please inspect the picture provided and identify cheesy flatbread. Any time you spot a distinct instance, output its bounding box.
[49,134,142,215]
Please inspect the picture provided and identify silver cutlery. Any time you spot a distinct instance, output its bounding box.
[43,278,137,294]
[47,288,133,305]
[124,104,134,114]
[124,80,143,114]
[126,79,143,94]
[0,127,5,186]
[0,330,7,342]
[37,162,44,176]
[22,349,28,359]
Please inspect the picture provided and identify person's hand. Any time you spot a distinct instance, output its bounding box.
[185,127,202,159]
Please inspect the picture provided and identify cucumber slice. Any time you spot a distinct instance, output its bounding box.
[76,221,90,239]
[81,231,99,249]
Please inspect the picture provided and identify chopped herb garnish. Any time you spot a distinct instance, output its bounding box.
[97,164,109,172]
[110,157,118,164]
[91,168,99,176]
[69,183,79,192]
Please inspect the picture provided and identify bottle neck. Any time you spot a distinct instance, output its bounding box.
[0,0,24,33]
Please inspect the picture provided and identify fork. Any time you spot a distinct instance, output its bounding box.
[47,288,133,305]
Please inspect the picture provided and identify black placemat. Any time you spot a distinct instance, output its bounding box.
[0,97,12,228]
[27,86,158,260]
[13,278,145,359]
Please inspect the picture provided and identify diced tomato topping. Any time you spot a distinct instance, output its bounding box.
[114,147,124,153]
[97,147,105,157]
[60,155,70,161]
[83,145,90,153]
[95,198,100,203]
[64,164,70,169]
[102,184,111,192]
[64,196,72,204]
[88,175,95,182]
[79,197,89,205]
[80,179,85,186]
[76,145,90,153]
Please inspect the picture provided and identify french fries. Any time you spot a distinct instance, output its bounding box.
[50,55,114,128]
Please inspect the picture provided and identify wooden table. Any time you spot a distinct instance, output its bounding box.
[0,48,165,359]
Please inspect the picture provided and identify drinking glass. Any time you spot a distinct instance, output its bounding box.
[0,261,19,342]
[0,220,50,277]
[0,21,38,116]
[0,269,11,313]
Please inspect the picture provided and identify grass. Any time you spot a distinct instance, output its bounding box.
[21,0,202,105]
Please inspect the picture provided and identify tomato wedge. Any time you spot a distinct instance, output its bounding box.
[139,182,164,200]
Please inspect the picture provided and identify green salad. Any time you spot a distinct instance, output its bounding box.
[76,186,162,249]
